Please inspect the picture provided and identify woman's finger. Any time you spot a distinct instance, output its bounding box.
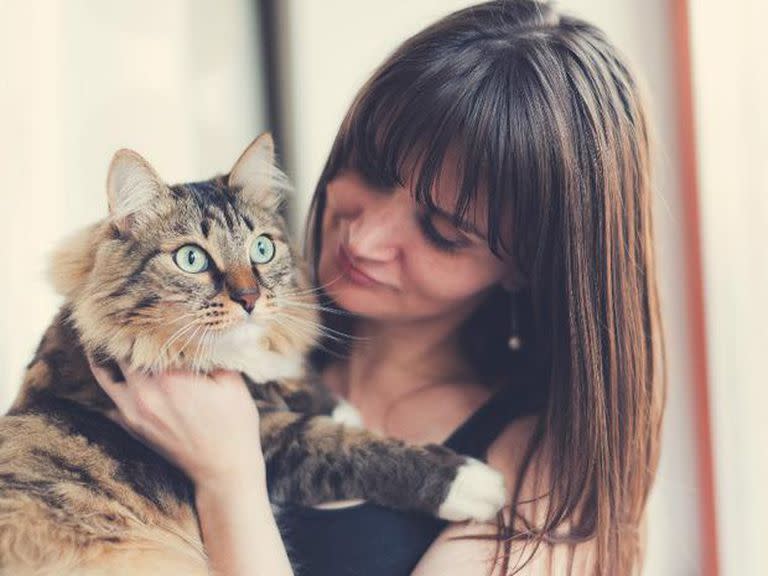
[116,360,151,388]
[105,407,175,462]
[209,369,245,387]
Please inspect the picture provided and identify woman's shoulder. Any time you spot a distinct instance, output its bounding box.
[487,412,543,498]
[459,416,598,574]
[486,413,596,540]
[416,413,599,575]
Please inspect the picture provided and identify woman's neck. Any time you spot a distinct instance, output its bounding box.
[336,307,480,417]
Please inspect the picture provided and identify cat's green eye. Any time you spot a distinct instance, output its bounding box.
[174,244,209,273]
[250,234,276,264]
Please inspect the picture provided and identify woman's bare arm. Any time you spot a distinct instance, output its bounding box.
[412,520,596,576]
[196,471,293,576]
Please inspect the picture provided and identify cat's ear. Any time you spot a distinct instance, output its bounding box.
[228,133,290,210]
[107,149,168,233]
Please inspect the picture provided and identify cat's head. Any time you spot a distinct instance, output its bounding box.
[51,133,319,381]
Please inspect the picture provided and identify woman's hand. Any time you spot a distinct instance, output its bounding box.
[89,360,295,575]
[88,360,265,491]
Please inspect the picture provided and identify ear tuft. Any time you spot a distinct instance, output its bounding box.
[228,133,291,210]
[107,149,167,232]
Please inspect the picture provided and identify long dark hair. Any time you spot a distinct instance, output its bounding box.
[304,1,666,573]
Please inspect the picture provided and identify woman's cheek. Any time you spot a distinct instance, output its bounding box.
[406,254,479,302]
[414,244,506,300]
[317,213,340,281]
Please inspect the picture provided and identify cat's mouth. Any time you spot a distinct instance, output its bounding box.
[136,294,317,376]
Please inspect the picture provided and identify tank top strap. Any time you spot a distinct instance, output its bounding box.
[442,352,543,460]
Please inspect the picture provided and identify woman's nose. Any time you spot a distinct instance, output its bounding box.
[345,195,408,261]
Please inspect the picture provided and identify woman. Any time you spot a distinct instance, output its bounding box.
[91,1,666,574]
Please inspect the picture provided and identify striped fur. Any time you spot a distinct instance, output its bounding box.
[0,134,482,575]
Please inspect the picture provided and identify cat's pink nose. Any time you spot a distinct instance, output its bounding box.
[231,288,260,314]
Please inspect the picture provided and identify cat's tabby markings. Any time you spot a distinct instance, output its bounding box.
[0,134,505,575]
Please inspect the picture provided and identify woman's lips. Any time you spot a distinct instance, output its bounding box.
[336,243,385,288]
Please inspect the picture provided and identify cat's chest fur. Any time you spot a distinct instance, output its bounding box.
[206,321,305,382]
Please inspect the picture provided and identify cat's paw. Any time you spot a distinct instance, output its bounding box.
[437,459,507,522]
[331,400,364,428]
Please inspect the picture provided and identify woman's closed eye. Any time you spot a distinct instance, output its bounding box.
[417,212,471,252]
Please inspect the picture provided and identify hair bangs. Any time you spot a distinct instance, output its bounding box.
[334,54,517,257]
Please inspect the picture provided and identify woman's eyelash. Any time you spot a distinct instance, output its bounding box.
[418,214,466,252]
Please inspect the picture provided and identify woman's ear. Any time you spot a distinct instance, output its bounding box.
[500,269,527,293]
[499,250,530,292]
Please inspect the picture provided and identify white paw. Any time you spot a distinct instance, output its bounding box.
[437,459,507,522]
[331,400,364,428]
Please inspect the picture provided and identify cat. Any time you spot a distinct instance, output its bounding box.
[0,134,506,575]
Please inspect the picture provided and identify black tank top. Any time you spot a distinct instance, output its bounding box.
[277,360,543,576]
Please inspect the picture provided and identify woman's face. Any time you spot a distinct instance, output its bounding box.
[317,161,509,323]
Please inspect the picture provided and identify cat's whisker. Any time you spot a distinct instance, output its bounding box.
[167,309,206,322]
[310,272,346,291]
[274,286,325,298]
[277,311,366,341]
[203,329,216,373]
[190,327,204,375]
[200,330,214,374]
[271,299,354,316]
[269,313,333,345]
[157,316,203,351]
[152,318,203,371]
[173,324,204,367]
[271,311,365,344]
[151,326,195,372]
[269,315,351,361]
[268,317,319,354]
[276,273,345,298]
[192,326,213,375]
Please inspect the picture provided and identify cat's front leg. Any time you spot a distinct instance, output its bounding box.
[251,375,364,425]
[260,412,506,522]
[244,376,339,417]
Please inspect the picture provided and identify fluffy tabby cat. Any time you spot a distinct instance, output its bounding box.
[0,134,506,575]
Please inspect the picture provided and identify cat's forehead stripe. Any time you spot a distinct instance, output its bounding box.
[167,178,286,255]
[174,179,238,232]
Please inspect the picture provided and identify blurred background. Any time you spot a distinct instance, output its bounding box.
[0,1,765,574]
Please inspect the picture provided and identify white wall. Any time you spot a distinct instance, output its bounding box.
[276,1,699,574]
[0,0,267,409]
[689,1,768,574]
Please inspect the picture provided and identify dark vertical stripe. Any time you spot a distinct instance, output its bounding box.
[257,0,285,154]
[256,0,292,226]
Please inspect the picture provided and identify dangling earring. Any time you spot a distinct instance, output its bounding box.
[507,289,523,351]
